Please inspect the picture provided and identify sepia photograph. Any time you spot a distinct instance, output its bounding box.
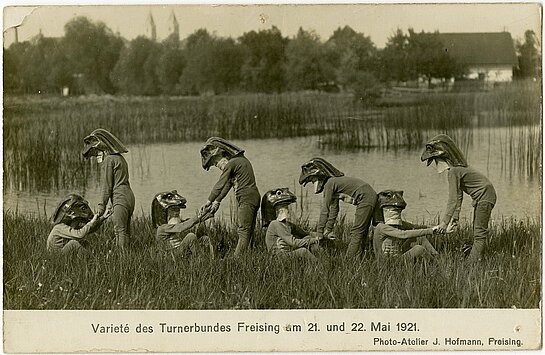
[2,2,542,352]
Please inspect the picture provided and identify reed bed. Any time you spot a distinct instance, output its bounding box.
[3,81,541,191]
[3,210,541,310]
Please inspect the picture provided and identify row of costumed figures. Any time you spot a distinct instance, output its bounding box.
[47,129,496,264]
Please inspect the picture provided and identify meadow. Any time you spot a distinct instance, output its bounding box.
[3,211,540,309]
[3,80,541,191]
[3,81,542,310]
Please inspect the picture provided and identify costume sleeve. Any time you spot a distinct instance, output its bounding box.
[288,222,309,239]
[317,183,335,233]
[443,169,463,224]
[274,223,312,248]
[380,224,433,239]
[208,162,233,203]
[325,198,339,232]
[156,216,200,241]
[100,157,114,207]
[55,221,97,240]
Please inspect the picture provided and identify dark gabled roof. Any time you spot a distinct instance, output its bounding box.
[438,32,518,65]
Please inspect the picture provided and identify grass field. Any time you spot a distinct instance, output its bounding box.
[3,212,540,309]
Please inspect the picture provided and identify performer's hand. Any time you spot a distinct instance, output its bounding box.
[210,201,220,214]
[96,203,106,217]
[100,208,113,221]
[436,221,448,233]
[446,220,458,233]
[198,207,214,222]
[432,225,442,234]
[199,201,212,214]
[90,213,100,224]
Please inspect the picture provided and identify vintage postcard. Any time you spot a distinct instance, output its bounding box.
[2,2,542,353]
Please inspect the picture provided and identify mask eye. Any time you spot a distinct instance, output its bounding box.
[276,190,283,196]
[426,145,433,151]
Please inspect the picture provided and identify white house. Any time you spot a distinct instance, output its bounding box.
[438,32,518,82]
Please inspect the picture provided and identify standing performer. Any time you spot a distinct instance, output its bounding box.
[82,128,135,250]
[421,134,497,262]
[299,157,377,259]
[200,137,260,257]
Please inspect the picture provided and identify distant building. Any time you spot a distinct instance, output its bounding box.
[145,11,157,41]
[168,10,180,39]
[438,32,518,82]
[144,10,179,41]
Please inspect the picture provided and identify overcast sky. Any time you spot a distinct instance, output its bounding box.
[3,3,541,48]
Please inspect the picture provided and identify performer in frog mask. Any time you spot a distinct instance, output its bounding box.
[299,157,377,259]
[261,187,320,260]
[47,194,111,255]
[152,190,214,258]
[82,128,135,250]
[372,189,440,260]
[200,137,260,257]
[421,134,496,262]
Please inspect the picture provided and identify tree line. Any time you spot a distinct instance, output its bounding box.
[4,16,541,97]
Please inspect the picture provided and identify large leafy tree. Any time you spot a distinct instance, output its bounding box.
[156,34,185,94]
[180,29,244,95]
[284,28,332,91]
[516,30,541,79]
[239,26,288,93]
[407,29,461,87]
[325,26,377,90]
[4,34,72,94]
[62,16,123,94]
[111,36,162,95]
[379,29,413,83]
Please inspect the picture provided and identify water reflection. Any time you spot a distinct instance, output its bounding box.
[4,126,541,224]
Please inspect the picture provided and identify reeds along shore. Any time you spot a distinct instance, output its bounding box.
[3,81,541,191]
[3,211,541,309]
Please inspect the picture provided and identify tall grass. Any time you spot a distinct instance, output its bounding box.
[4,81,541,191]
[3,211,541,309]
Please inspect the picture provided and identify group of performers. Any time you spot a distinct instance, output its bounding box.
[47,129,496,264]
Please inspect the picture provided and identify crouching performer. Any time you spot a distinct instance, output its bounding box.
[82,128,135,250]
[261,188,320,261]
[421,134,496,262]
[373,190,440,261]
[47,194,111,255]
[200,137,260,257]
[299,157,377,259]
[152,191,214,258]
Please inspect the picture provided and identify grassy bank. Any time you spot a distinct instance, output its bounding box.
[4,212,540,309]
[4,81,541,191]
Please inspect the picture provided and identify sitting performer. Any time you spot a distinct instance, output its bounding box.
[47,194,111,255]
[373,189,440,261]
[152,190,214,258]
[261,187,320,261]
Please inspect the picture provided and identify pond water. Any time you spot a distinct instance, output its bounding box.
[4,126,541,226]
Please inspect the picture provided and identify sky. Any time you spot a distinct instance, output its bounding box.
[2,3,542,48]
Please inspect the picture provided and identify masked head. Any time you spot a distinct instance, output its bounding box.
[200,137,244,171]
[420,134,468,168]
[82,129,128,160]
[260,188,297,227]
[373,190,407,225]
[298,157,344,194]
[52,194,94,226]
[151,190,187,228]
